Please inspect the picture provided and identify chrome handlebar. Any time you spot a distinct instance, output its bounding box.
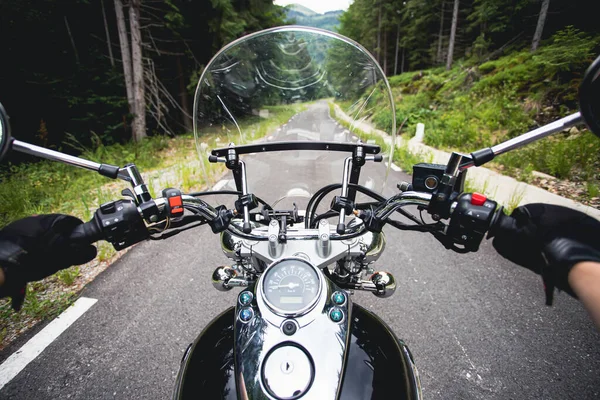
[178,191,434,241]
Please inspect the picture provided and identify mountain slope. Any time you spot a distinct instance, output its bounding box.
[288,4,317,16]
[285,4,342,32]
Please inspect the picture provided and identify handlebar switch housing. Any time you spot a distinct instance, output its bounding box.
[447,193,498,252]
[162,188,184,218]
[94,199,149,250]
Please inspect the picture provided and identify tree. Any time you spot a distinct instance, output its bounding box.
[113,0,146,141]
[114,0,134,115]
[531,0,550,51]
[129,0,146,141]
[446,0,459,70]
[436,1,446,64]
[101,0,115,67]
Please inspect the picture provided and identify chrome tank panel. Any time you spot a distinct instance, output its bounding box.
[234,276,351,399]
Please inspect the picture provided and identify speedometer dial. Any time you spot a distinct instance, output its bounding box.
[262,258,321,315]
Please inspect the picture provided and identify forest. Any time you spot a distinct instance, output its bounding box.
[0,0,286,148]
[1,0,598,147]
[338,0,598,75]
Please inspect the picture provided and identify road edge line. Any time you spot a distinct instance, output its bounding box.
[0,297,98,390]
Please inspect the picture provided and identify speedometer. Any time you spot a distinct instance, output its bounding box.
[261,258,322,315]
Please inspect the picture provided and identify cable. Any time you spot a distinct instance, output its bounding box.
[305,183,387,228]
[386,218,444,232]
[306,183,424,228]
[186,190,273,210]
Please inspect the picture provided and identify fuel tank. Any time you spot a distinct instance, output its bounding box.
[173,304,421,399]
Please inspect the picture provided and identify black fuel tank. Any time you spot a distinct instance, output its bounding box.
[173,305,421,399]
[339,305,422,399]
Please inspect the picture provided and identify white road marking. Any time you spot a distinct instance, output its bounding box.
[0,297,98,390]
[212,179,229,191]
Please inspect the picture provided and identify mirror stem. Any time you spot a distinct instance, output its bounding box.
[469,112,584,167]
[11,139,120,178]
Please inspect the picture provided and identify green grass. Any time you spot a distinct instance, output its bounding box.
[393,141,428,172]
[56,266,80,286]
[384,27,600,198]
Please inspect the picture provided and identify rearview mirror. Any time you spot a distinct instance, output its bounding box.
[579,54,600,137]
[0,102,12,161]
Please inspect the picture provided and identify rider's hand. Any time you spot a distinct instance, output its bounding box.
[0,214,97,297]
[490,204,600,302]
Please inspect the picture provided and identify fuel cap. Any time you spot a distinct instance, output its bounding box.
[262,345,314,399]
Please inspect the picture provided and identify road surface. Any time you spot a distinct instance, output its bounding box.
[1,103,599,399]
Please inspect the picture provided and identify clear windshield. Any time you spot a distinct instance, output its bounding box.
[194,26,395,210]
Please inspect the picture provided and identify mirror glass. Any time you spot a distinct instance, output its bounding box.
[579,54,600,137]
[0,102,11,161]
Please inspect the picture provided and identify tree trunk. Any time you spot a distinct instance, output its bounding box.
[177,56,192,132]
[437,1,445,64]
[394,21,400,76]
[401,47,405,73]
[531,0,550,52]
[383,29,388,76]
[101,0,115,67]
[446,0,459,70]
[114,0,134,113]
[130,0,146,141]
[376,4,382,64]
[63,16,79,64]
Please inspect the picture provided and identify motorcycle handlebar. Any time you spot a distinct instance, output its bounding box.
[67,186,500,254]
[70,218,104,244]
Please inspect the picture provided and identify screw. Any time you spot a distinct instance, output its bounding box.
[149,215,158,223]
[461,235,468,241]
[432,214,441,221]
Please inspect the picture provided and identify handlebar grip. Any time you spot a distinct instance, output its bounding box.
[69,218,104,244]
[374,155,383,162]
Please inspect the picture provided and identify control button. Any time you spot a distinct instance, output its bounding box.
[239,307,254,322]
[332,291,346,306]
[471,192,487,206]
[239,291,253,306]
[329,307,344,323]
[282,320,297,336]
[100,201,116,214]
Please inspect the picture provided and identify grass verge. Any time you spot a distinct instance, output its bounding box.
[385,27,600,204]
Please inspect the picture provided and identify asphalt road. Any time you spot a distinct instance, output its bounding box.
[1,103,599,399]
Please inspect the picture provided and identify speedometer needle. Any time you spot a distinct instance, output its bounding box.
[278,282,300,289]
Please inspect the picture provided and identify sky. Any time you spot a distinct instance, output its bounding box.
[274,0,352,14]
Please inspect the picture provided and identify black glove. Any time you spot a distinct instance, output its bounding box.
[0,214,97,304]
[490,203,600,305]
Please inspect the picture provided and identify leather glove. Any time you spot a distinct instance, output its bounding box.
[490,203,600,305]
[0,214,97,307]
